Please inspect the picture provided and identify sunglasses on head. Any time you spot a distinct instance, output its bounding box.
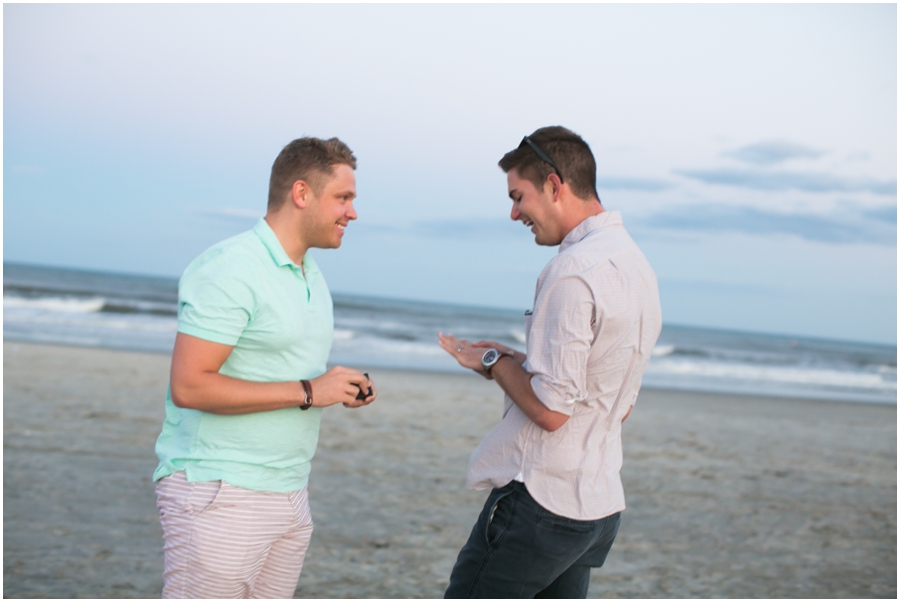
[519,136,564,184]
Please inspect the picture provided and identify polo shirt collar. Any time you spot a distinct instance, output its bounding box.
[559,210,622,253]
[252,218,320,278]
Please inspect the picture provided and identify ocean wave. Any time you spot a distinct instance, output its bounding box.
[4,295,105,313]
[648,343,894,372]
[4,293,178,317]
[645,358,897,391]
[510,330,526,344]
[100,300,177,316]
[4,263,896,404]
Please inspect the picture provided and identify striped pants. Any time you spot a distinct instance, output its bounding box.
[155,471,314,599]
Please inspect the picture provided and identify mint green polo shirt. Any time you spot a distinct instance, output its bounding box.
[153,218,333,493]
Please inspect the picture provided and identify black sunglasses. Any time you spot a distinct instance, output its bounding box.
[519,136,564,184]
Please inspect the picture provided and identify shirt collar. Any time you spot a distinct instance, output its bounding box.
[252,218,320,278]
[559,210,622,253]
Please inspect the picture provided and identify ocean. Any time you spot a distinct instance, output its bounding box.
[3,262,896,404]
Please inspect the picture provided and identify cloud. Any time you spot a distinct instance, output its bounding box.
[861,205,897,224]
[635,203,896,245]
[598,177,671,192]
[723,141,824,165]
[675,168,896,195]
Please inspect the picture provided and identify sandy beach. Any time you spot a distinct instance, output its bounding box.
[3,341,896,598]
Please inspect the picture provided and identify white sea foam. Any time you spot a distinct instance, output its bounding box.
[333,329,355,340]
[510,330,526,344]
[4,296,105,313]
[651,344,675,357]
[645,358,897,391]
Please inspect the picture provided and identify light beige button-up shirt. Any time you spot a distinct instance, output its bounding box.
[466,211,662,520]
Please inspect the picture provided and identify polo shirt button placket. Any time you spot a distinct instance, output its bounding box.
[292,265,312,305]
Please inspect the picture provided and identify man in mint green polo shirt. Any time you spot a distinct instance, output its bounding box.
[153,136,376,599]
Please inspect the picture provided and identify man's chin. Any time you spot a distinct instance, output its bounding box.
[534,235,560,247]
[312,239,342,250]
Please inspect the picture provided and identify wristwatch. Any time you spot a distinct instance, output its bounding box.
[481,348,510,373]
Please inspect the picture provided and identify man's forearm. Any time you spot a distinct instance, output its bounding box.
[437,333,564,430]
[169,332,374,415]
[170,371,307,415]
[490,356,569,432]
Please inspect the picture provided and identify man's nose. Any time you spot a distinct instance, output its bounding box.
[510,204,520,221]
[346,202,358,221]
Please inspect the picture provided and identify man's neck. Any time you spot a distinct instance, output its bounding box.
[265,212,309,266]
[559,199,605,241]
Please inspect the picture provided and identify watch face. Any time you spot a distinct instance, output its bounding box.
[482,349,499,366]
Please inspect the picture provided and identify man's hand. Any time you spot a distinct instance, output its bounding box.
[310,367,376,408]
[438,332,493,379]
[440,331,569,432]
[342,373,377,409]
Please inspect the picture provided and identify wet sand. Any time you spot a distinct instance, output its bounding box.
[3,341,896,598]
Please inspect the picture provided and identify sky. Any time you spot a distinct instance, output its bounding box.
[3,3,897,345]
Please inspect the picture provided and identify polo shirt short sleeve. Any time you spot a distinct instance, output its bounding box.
[153,218,334,493]
[178,265,256,347]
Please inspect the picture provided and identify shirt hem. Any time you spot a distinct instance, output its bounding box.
[153,463,311,494]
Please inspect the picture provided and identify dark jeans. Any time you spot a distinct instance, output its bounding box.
[445,481,621,599]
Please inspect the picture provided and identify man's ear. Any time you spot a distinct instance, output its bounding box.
[291,180,311,209]
[546,173,563,202]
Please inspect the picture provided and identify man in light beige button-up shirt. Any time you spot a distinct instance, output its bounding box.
[440,126,661,599]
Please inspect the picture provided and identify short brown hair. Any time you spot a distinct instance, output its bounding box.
[268,137,357,209]
[498,126,599,201]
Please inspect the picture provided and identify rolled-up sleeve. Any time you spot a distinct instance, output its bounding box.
[527,273,595,416]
